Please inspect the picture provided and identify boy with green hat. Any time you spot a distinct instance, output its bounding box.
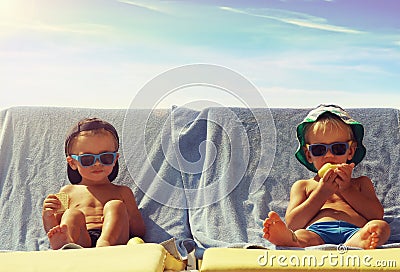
[263,104,390,249]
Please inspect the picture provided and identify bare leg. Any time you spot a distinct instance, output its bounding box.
[96,200,130,247]
[47,225,73,250]
[345,220,391,249]
[263,211,301,247]
[263,211,324,247]
[42,210,59,234]
[48,209,91,249]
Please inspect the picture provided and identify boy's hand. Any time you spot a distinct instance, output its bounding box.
[42,194,62,217]
[318,169,339,195]
[334,163,355,191]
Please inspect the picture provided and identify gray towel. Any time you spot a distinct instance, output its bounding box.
[0,106,195,256]
[1,106,399,258]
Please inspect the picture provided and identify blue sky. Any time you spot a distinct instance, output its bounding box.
[1,0,399,110]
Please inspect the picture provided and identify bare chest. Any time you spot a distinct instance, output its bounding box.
[307,181,366,226]
[68,186,123,209]
[322,194,352,209]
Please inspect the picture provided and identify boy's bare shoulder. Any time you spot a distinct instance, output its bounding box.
[114,183,131,190]
[290,178,317,193]
[351,175,371,182]
[59,184,76,193]
[292,178,317,187]
[351,175,373,188]
[115,184,135,196]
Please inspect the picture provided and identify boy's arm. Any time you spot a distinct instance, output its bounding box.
[42,194,63,233]
[121,186,146,238]
[285,178,335,230]
[42,185,72,233]
[338,176,384,220]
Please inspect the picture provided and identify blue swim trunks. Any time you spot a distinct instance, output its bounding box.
[306,221,360,244]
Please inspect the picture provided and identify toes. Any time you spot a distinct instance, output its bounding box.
[268,211,281,221]
[60,224,68,233]
[367,224,380,235]
[370,231,379,238]
[47,226,60,237]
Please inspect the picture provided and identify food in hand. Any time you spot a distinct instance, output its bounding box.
[55,192,69,213]
[318,163,338,178]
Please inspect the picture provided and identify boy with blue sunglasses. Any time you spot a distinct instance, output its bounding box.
[263,105,390,249]
[42,118,145,249]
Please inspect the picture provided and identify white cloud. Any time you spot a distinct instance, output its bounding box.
[117,0,171,15]
[0,22,113,37]
[220,6,364,34]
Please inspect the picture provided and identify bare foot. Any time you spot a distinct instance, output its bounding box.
[263,211,300,247]
[345,223,381,249]
[96,239,111,247]
[47,225,72,250]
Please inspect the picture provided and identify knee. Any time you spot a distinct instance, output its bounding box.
[380,220,390,233]
[104,200,128,216]
[61,208,86,223]
[63,208,85,217]
[372,219,389,228]
[369,220,391,235]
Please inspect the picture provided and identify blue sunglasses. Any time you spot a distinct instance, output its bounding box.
[306,142,352,157]
[71,152,117,167]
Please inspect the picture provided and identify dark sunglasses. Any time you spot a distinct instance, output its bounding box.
[71,152,117,167]
[306,142,351,157]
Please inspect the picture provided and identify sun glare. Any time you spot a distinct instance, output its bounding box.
[0,0,35,24]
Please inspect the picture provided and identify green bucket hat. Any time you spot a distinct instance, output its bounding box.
[295,104,366,172]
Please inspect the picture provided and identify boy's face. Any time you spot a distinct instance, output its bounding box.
[305,124,355,171]
[67,132,119,183]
